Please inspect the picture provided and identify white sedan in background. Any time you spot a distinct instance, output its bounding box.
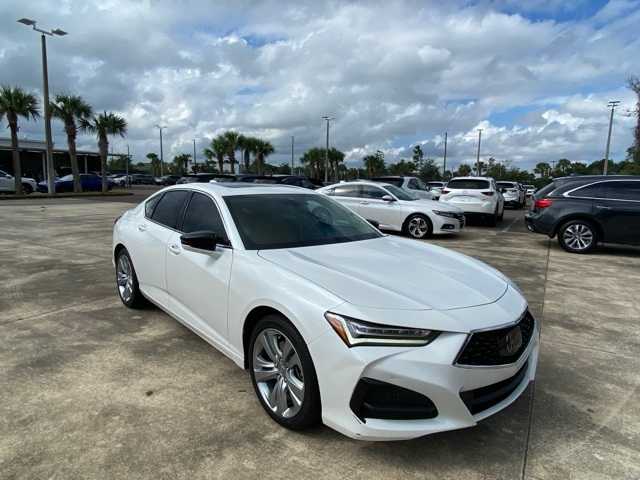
[440,177,505,226]
[113,183,538,441]
[317,181,464,239]
[0,169,38,194]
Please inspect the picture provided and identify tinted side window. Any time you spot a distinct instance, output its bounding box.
[568,183,605,198]
[145,194,163,218]
[601,181,640,201]
[182,193,229,241]
[333,185,361,197]
[360,185,387,199]
[408,179,419,189]
[151,190,190,229]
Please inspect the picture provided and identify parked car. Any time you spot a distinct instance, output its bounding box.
[113,182,538,440]
[317,181,464,238]
[439,177,505,226]
[37,174,112,193]
[249,175,317,189]
[178,173,235,184]
[523,184,536,197]
[130,174,156,185]
[155,175,182,186]
[109,174,131,187]
[496,181,526,209]
[525,175,640,253]
[0,169,38,194]
[427,181,446,197]
[369,176,437,200]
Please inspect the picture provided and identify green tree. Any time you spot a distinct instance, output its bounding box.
[50,94,92,193]
[300,147,325,180]
[363,150,386,177]
[205,136,228,173]
[222,131,241,173]
[172,153,191,175]
[238,135,258,173]
[0,86,40,194]
[388,159,416,175]
[412,145,424,171]
[254,139,275,175]
[328,147,345,181]
[628,76,640,156]
[80,111,127,192]
[419,158,441,181]
[534,162,551,177]
[456,163,472,176]
[555,158,572,176]
[146,153,161,176]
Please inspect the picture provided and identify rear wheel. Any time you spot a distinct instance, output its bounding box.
[487,207,498,227]
[557,220,597,253]
[403,214,432,239]
[249,314,321,430]
[21,183,33,195]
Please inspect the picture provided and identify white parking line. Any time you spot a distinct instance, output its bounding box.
[501,216,520,232]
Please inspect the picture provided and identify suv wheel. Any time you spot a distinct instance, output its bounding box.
[558,220,597,253]
[404,214,432,239]
[249,314,321,430]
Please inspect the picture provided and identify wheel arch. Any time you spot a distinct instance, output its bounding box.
[242,305,291,369]
[552,214,603,240]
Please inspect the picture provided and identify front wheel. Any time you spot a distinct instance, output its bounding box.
[404,214,432,239]
[557,220,597,253]
[21,183,33,195]
[249,314,321,430]
[115,249,146,307]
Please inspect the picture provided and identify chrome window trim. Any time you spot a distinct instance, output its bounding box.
[563,179,640,203]
[453,308,536,369]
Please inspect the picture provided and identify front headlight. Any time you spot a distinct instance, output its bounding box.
[325,312,440,347]
[432,210,458,219]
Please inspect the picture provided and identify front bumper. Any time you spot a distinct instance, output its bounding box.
[310,304,539,441]
[432,214,464,234]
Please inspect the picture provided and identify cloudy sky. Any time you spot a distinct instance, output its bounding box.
[1,0,639,171]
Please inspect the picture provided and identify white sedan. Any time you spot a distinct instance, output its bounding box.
[317,181,464,238]
[113,183,539,441]
[0,169,38,194]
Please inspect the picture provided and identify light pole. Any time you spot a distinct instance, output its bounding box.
[291,136,295,173]
[193,138,197,173]
[603,100,620,175]
[155,125,166,176]
[18,18,67,195]
[476,129,483,176]
[443,131,448,179]
[322,116,333,183]
[126,144,130,188]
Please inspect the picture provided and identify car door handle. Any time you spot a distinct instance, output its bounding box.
[168,244,181,255]
[595,205,611,210]
[359,201,369,205]
[137,224,147,232]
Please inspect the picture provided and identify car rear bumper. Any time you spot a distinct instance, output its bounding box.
[441,198,495,215]
[524,213,554,236]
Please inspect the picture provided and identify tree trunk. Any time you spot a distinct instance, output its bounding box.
[217,156,224,173]
[66,125,81,193]
[99,137,108,193]
[244,149,250,173]
[9,118,23,195]
[229,152,236,174]
[257,153,263,175]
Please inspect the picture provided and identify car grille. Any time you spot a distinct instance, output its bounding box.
[455,310,535,366]
[460,360,529,415]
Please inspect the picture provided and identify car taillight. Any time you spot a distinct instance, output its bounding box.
[482,191,494,196]
[534,198,553,209]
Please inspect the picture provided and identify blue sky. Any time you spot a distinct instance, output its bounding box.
[1,0,639,171]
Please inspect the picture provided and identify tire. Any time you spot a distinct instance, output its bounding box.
[249,314,321,430]
[487,208,498,227]
[21,183,33,195]
[557,219,598,254]
[498,205,504,221]
[115,249,147,308]
[403,214,433,239]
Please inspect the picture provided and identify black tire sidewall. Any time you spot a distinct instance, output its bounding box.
[248,314,321,430]
[22,184,33,195]
[558,220,597,253]
[404,214,432,239]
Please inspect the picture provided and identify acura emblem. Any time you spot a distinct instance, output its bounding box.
[499,326,522,356]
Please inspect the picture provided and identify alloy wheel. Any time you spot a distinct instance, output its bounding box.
[116,254,134,302]
[563,223,594,251]
[408,216,429,238]
[253,328,305,419]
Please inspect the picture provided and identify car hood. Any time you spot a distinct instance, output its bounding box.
[258,236,507,311]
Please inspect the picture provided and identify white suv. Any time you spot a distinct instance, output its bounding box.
[439,177,504,226]
[0,170,38,194]
[369,176,437,200]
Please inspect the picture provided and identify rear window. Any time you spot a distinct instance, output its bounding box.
[150,190,190,229]
[371,178,403,187]
[497,182,516,188]
[534,182,557,198]
[447,179,490,190]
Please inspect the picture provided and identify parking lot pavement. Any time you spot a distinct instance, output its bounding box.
[1,198,639,480]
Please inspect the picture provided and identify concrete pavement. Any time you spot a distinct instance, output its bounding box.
[1,196,638,479]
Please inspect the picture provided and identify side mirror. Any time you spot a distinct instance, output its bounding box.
[180,230,218,253]
[367,219,380,229]
[381,195,395,202]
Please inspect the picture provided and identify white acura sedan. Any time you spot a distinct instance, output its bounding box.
[113,183,539,441]
[317,181,464,238]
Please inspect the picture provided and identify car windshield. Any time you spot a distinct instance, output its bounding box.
[447,179,490,190]
[224,194,382,250]
[497,182,516,188]
[382,184,416,201]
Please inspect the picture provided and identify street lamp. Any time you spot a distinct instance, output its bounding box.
[603,100,620,176]
[321,116,334,183]
[155,125,167,176]
[18,18,67,195]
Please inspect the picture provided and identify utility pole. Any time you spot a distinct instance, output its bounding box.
[322,116,333,183]
[155,125,166,176]
[18,18,67,194]
[476,129,483,176]
[291,136,294,173]
[126,144,130,188]
[193,139,197,173]
[443,131,448,179]
[603,100,620,175]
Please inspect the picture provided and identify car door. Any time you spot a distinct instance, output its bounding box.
[0,170,12,192]
[165,191,234,343]
[594,181,640,244]
[132,190,191,306]
[358,184,402,229]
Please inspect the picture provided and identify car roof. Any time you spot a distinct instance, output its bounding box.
[164,182,311,197]
[323,180,393,189]
[449,176,493,181]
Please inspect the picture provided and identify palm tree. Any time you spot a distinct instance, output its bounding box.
[146,153,161,176]
[238,135,258,173]
[210,136,227,173]
[80,111,127,192]
[50,94,93,193]
[254,139,275,175]
[222,131,241,174]
[0,86,40,195]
